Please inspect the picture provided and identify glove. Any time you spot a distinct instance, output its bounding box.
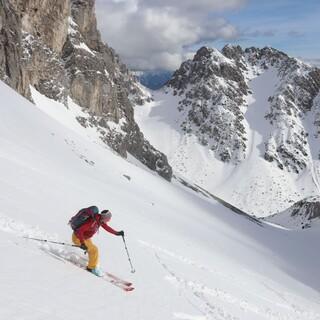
[117,230,124,237]
[80,243,88,251]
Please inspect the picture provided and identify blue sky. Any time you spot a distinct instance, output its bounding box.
[216,0,320,59]
[96,0,320,70]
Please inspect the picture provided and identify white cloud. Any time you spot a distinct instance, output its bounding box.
[301,58,320,67]
[138,0,246,13]
[95,0,246,70]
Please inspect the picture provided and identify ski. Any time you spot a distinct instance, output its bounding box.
[105,272,133,287]
[93,271,134,292]
[42,249,134,292]
[104,278,134,292]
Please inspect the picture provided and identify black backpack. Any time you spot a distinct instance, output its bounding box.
[69,206,98,230]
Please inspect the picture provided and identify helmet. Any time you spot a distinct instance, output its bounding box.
[101,210,112,222]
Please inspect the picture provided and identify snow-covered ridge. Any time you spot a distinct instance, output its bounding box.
[243,47,320,174]
[165,45,320,171]
[135,45,320,216]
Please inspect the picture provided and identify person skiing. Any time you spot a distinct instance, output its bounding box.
[71,206,124,277]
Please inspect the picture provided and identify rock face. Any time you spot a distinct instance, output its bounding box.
[13,0,70,52]
[243,47,320,173]
[166,45,320,172]
[263,196,320,229]
[0,0,30,98]
[167,46,248,163]
[0,0,172,181]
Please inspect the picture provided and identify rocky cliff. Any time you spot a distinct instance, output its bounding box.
[167,46,248,163]
[0,0,172,181]
[0,0,30,98]
[166,45,320,173]
[240,46,320,174]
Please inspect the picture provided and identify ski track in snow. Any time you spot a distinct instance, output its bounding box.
[1,209,320,320]
[0,213,85,266]
[139,240,240,284]
[0,213,50,239]
[139,240,320,320]
[1,214,320,319]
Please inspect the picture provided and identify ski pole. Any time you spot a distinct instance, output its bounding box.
[121,235,136,273]
[23,236,80,248]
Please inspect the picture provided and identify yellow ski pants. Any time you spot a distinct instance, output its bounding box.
[72,233,99,269]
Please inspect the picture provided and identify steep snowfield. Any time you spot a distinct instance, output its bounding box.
[1,81,320,319]
[216,67,319,216]
[135,68,319,217]
[134,90,231,187]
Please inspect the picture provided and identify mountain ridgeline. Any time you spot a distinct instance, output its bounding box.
[166,45,320,174]
[133,45,320,217]
[0,0,172,180]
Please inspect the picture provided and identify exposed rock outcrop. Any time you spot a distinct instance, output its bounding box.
[166,45,320,173]
[244,47,320,173]
[0,0,172,181]
[0,0,30,98]
[167,46,248,163]
[11,0,70,52]
[263,196,320,229]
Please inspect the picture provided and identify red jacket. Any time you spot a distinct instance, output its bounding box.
[74,215,118,243]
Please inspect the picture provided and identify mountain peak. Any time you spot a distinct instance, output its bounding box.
[244,46,290,65]
[193,46,213,60]
[222,44,244,62]
[193,46,234,66]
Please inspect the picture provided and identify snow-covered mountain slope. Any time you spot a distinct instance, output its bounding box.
[1,81,320,319]
[135,46,320,217]
[263,196,320,229]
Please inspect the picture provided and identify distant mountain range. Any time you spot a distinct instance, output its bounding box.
[133,70,173,90]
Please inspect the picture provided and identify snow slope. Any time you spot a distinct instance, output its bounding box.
[1,81,320,319]
[263,196,320,230]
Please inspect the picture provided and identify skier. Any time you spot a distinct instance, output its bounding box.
[71,206,124,277]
